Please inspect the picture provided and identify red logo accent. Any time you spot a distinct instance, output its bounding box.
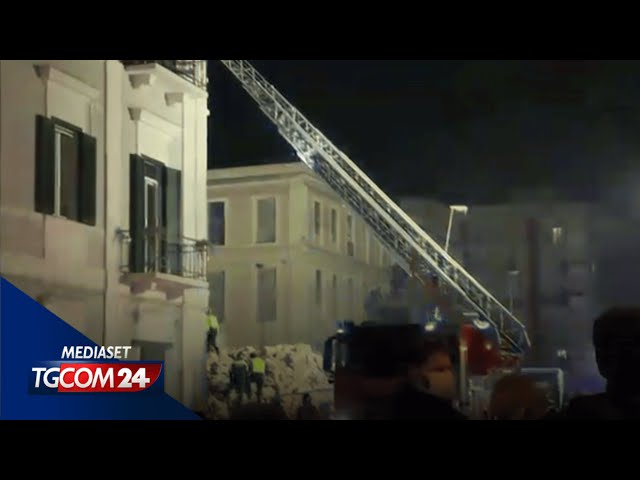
[56,363,162,393]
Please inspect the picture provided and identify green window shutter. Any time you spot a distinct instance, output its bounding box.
[34,115,55,215]
[78,132,97,226]
[163,166,182,275]
[129,154,145,273]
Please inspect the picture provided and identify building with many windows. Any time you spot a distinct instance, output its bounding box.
[400,192,640,393]
[0,60,210,410]
[206,162,393,350]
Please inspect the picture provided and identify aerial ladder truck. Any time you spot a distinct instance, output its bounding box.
[218,60,543,417]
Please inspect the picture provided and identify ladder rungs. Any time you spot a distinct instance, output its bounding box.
[220,59,531,356]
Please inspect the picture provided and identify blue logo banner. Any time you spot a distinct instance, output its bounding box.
[0,278,201,420]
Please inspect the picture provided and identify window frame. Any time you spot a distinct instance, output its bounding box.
[52,117,82,221]
[552,226,564,246]
[256,266,277,323]
[208,199,228,246]
[253,195,278,245]
[34,114,97,226]
[346,213,355,257]
[380,243,388,267]
[315,269,323,306]
[330,207,338,244]
[143,176,161,272]
[313,200,322,241]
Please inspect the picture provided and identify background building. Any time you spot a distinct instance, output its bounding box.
[400,191,640,394]
[207,162,393,350]
[0,60,210,410]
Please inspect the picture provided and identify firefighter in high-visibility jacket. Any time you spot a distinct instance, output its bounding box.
[229,356,250,404]
[207,308,220,355]
[250,352,266,403]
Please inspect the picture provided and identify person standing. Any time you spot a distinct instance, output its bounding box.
[250,351,266,403]
[207,307,220,355]
[229,355,250,405]
[392,339,467,420]
[563,308,640,420]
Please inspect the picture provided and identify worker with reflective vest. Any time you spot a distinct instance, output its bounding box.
[229,356,250,404]
[207,308,220,355]
[250,352,266,403]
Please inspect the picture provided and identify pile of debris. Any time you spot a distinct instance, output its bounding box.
[207,344,333,420]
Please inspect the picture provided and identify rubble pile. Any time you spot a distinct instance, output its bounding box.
[207,344,333,420]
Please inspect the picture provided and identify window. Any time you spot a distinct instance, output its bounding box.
[208,201,226,246]
[365,232,371,264]
[257,267,277,323]
[208,271,225,322]
[128,155,181,275]
[35,115,97,225]
[144,177,161,271]
[314,201,321,238]
[315,270,323,306]
[552,227,564,246]
[346,278,354,319]
[256,197,276,244]
[55,125,80,220]
[380,246,388,267]
[346,214,354,257]
[331,208,337,243]
[364,231,377,265]
[331,274,338,321]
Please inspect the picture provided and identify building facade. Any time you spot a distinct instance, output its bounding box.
[0,60,210,410]
[207,163,393,350]
[400,194,640,394]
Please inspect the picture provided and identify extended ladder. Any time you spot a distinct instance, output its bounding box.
[219,60,531,356]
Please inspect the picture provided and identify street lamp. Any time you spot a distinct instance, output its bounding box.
[445,205,469,253]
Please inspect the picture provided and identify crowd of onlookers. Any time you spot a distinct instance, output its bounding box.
[223,307,640,420]
[483,307,640,420]
[392,306,640,421]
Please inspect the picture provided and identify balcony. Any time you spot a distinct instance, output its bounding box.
[120,60,208,90]
[118,228,209,299]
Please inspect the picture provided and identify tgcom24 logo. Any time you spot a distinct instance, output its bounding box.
[29,345,163,395]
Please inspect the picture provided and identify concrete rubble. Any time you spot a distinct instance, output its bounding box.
[206,344,333,420]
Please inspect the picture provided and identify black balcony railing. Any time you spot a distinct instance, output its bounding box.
[119,229,208,282]
[121,60,208,90]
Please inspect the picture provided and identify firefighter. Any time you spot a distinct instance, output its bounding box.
[206,307,220,355]
[250,351,266,403]
[229,355,250,405]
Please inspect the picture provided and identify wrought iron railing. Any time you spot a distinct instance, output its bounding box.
[121,60,208,90]
[118,228,208,281]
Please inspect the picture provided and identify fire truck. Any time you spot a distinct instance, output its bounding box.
[218,61,563,418]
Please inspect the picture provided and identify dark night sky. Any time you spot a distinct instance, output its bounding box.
[207,60,640,204]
